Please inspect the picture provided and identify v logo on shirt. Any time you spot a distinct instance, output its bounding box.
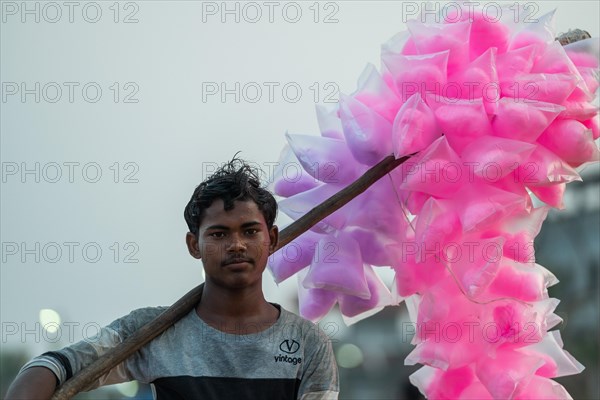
[279,339,300,354]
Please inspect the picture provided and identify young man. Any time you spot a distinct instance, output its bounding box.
[6,159,339,399]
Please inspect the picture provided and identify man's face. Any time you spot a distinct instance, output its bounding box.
[186,199,278,289]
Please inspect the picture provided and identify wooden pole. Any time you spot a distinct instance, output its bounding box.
[50,153,412,399]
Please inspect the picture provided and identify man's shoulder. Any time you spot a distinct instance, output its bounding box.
[108,306,170,337]
[126,305,170,320]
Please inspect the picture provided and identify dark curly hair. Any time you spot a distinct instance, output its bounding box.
[184,156,278,236]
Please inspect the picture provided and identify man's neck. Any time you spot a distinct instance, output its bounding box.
[195,282,280,334]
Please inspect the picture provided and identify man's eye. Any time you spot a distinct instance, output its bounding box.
[209,232,225,238]
[246,229,258,235]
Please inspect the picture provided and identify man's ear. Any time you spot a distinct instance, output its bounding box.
[268,225,279,254]
[186,232,202,259]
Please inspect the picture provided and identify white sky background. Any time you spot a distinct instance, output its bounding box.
[1,1,599,356]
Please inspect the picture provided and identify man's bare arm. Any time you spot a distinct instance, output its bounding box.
[5,367,57,400]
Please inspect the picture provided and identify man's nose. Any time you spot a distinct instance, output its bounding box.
[227,233,247,252]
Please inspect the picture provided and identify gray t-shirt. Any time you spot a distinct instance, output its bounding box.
[21,304,339,399]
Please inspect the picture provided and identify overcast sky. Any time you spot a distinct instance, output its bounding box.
[2,1,599,356]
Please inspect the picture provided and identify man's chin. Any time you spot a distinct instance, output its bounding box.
[211,275,261,290]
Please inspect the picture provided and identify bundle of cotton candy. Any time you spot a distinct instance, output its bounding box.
[269,3,597,398]
[268,139,404,324]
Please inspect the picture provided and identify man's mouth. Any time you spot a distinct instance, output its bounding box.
[223,258,253,267]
